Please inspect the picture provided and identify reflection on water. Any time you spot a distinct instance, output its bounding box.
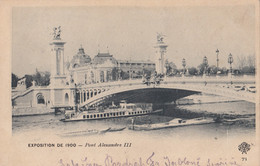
[12,101,255,141]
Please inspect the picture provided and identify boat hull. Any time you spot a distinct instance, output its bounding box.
[129,118,215,131]
[61,109,162,122]
[59,128,111,137]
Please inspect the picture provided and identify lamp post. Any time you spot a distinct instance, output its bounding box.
[130,63,132,80]
[203,56,208,76]
[228,53,233,77]
[182,58,186,76]
[216,49,219,73]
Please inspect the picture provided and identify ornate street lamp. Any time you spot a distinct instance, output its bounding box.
[129,63,133,80]
[182,58,186,75]
[203,56,208,75]
[228,53,233,75]
[216,49,219,72]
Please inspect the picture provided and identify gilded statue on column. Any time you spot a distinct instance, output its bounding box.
[52,26,61,40]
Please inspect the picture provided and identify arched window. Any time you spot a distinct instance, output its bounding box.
[87,91,89,99]
[100,71,104,82]
[91,71,95,83]
[37,93,45,104]
[83,91,86,102]
[65,93,69,104]
[107,71,111,81]
[73,64,79,68]
[84,74,87,84]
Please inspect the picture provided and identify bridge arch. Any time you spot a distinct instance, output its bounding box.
[79,80,255,107]
[86,90,89,100]
[94,89,97,96]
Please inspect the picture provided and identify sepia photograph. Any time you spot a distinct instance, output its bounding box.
[2,1,259,165]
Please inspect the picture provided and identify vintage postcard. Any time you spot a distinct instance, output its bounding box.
[0,0,259,166]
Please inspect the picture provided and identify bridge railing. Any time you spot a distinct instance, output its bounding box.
[78,78,143,89]
[164,76,255,84]
[77,75,255,90]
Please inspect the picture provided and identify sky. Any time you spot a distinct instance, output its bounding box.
[12,5,255,77]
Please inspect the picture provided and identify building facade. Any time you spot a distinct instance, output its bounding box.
[12,38,156,112]
[68,47,155,85]
[12,29,169,114]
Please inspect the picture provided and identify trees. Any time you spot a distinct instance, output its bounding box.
[208,65,218,75]
[165,59,177,76]
[237,55,247,70]
[12,70,51,89]
[25,75,33,88]
[197,63,207,75]
[197,56,209,75]
[236,55,255,74]
[111,67,120,80]
[143,68,152,77]
[241,66,255,74]
[111,67,131,80]
[12,73,19,88]
[121,70,130,80]
[188,67,198,75]
[40,71,50,86]
[33,70,50,86]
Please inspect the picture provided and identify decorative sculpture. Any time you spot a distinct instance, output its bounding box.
[52,26,61,40]
[157,33,165,43]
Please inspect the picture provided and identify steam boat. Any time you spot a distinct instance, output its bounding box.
[61,101,162,122]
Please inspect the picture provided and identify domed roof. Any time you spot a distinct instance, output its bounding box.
[71,47,91,68]
[92,52,118,65]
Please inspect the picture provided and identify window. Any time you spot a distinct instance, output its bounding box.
[84,74,87,84]
[83,92,86,102]
[65,93,69,104]
[37,94,45,104]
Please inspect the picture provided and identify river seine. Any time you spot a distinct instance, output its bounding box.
[12,95,255,142]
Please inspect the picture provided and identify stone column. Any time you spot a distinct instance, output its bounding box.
[154,34,168,75]
[50,40,66,87]
[104,70,107,82]
[50,35,67,107]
